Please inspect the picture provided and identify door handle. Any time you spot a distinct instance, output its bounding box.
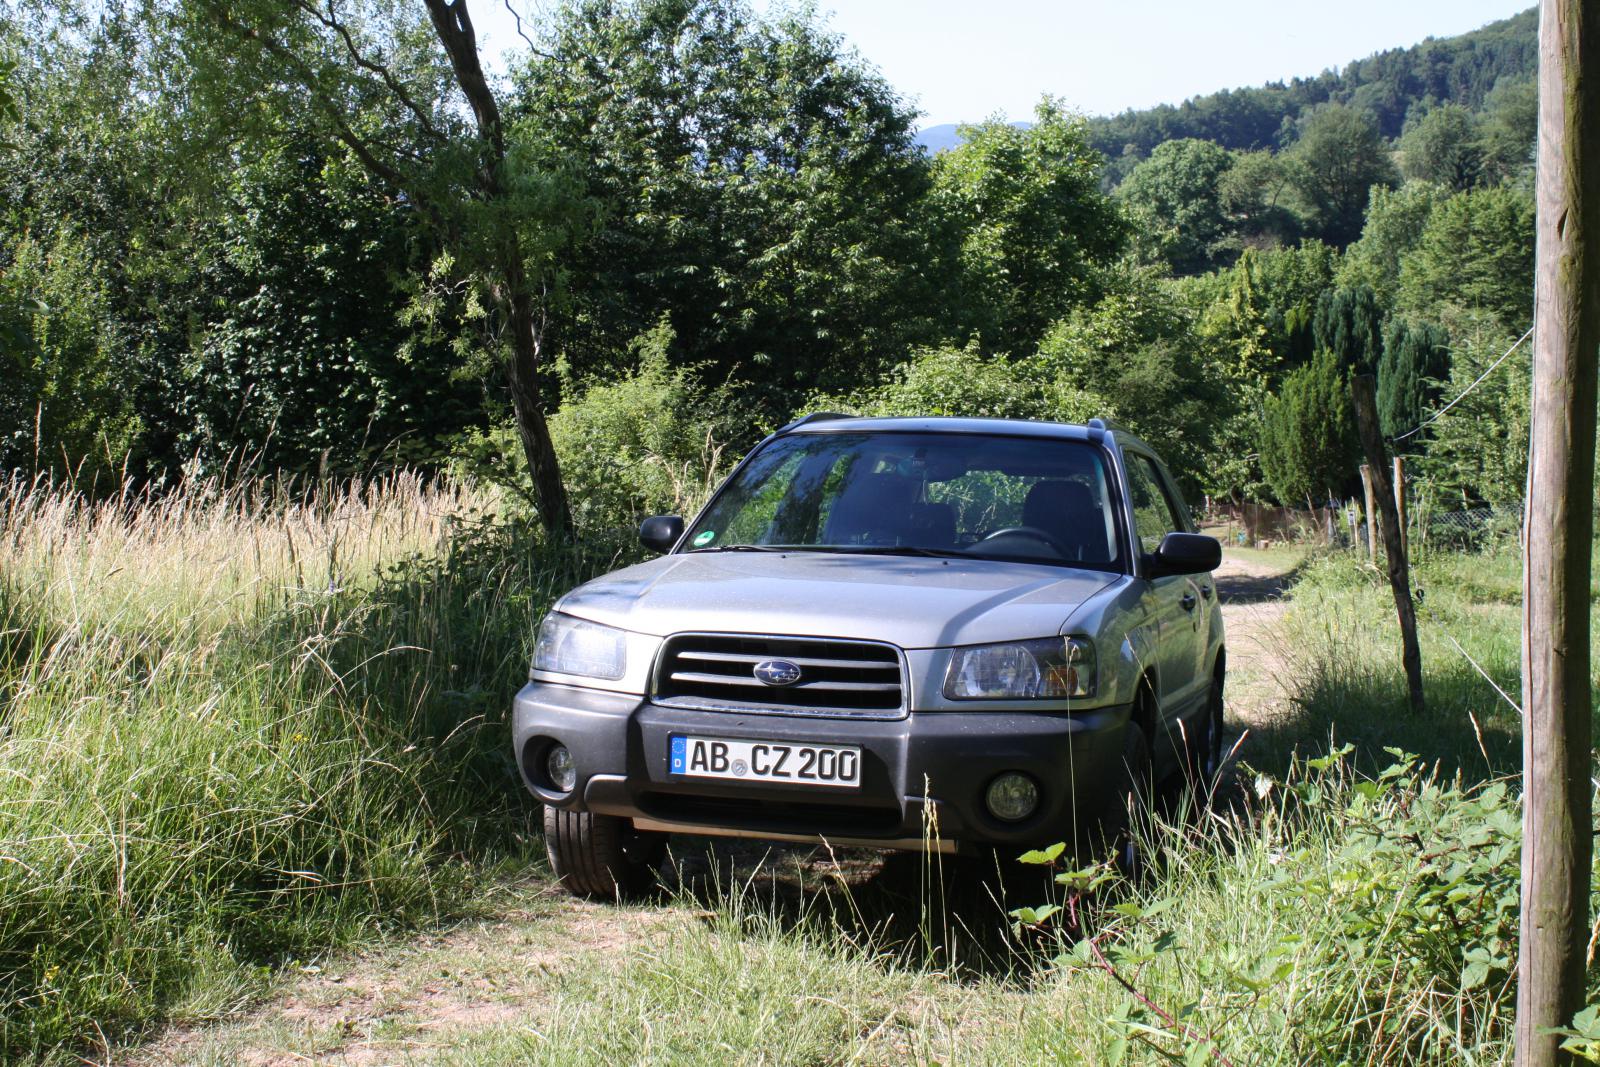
[1180,591,1197,611]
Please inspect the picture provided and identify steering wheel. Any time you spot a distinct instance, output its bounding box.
[977,526,1075,558]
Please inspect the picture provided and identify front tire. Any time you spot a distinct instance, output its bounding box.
[544,806,664,900]
[1095,715,1153,877]
[1201,668,1226,780]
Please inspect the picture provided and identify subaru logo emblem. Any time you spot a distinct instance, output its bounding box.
[753,659,803,686]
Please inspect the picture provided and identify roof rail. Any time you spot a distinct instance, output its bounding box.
[1085,417,1127,440]
[781,411,855,431]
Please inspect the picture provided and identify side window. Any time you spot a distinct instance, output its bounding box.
[1125,455,1184,555]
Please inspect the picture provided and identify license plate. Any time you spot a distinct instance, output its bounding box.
[668,735,861,788]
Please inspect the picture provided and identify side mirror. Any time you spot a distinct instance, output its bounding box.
[639,514,685,554]
[1145,532,1221,578]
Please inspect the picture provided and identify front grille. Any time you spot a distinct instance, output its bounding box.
[653,634,905,718]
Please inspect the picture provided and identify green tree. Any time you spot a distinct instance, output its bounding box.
[1396,183,1535,330]
[1216,148,1303,251]
[185,0,592,532]
[1259,348,1359,504]
[1397,103,1482,191]
[0,7,177,478]
[1114,137,1235,274]
[1312,285,1384,375]
[1336,181,1450,305]
[170,132,482,476]
[931,98,1127,355]
[812,341,1107,425]
[0,231,138,474]
[1288,103,1399,247]
[1192,241,1339,374]
[1037,267,1228,493]
[1376,317,1450,441]
[1417,325,1530,507]
[512,0,937,409]
[1476,75,1538,184]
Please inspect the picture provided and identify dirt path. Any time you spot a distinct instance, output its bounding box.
[1211,551,1300,741]
[129,552,1303,1067]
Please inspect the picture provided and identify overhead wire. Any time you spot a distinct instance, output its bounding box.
[1390,325,1533,442]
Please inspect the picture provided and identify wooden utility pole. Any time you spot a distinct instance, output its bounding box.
[1351,375,1425,714]
[1361,464,1378,561]
[1517,1,1599,1062]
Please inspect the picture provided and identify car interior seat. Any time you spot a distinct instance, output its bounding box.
[1021,480,1111,562]
[824,473,920,545]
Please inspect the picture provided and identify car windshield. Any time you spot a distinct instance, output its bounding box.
[683,431,1123,570]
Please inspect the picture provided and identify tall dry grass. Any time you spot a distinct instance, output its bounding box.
[0,471,631,1063]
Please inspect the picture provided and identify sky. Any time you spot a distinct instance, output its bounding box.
[471,0,1531,129]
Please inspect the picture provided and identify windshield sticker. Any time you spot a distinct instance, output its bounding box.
[692,530,716,547]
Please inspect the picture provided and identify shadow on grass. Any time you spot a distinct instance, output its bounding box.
[648,767,1227,985]
[1241,643,1534,783]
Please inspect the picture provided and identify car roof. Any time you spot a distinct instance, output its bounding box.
[782,414,1154,453]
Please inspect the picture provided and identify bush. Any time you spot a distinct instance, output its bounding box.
[1037,268,1227,495]
[1015,749,1534,1065]
[810,342,1107,424]
[455,318,745,531]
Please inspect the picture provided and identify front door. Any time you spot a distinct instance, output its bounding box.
[1124,453,1206,733]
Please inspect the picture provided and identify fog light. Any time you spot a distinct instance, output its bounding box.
[985,772,1039,822]
[546,743,577,792]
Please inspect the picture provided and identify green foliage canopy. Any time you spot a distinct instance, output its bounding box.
[1287,104,1399,247]
[1396,183,1535,331]
[1115,138,1235,275]
[931,100,1127,355]
[512,0,939,410]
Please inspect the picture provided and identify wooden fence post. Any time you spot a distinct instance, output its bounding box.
[1360,464,1378,561]
[1516,0,1598,1060]
[1350,375,1425,714]
[1393,455,1409,558]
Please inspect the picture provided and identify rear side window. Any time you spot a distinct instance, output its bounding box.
[1125,454,1186,554]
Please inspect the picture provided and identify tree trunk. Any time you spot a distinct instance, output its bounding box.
[424,0,573,536]
[1516,1,1599,1062]
[1351,374,1425,714]
[1392,455,1409,559]
[504,285,572,535]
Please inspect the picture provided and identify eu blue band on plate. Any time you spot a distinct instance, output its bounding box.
[669,735,686,773]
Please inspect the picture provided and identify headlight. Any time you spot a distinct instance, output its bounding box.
[943,637,1096,700]
[532,613,627,680]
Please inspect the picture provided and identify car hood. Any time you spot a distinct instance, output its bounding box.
[554,551,1121,649]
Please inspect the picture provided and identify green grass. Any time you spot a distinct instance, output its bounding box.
[1255,544,1599,779]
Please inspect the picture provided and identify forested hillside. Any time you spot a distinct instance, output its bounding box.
[1088,8,1537,184]
[0,0,1542,521]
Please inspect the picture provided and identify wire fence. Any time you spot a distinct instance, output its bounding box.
[1419,503,1523,550]
[1201,500,1526,552]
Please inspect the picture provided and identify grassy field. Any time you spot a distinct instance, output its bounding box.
[2,478,1595,1064]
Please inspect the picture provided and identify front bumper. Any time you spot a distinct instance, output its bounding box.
[512,681,1131,851]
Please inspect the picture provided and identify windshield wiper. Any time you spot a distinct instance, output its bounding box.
[688,544,972,559]
[819,545,970,559]
[687,544,799,553]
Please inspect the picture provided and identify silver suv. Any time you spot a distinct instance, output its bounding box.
[514,415,1225,896]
